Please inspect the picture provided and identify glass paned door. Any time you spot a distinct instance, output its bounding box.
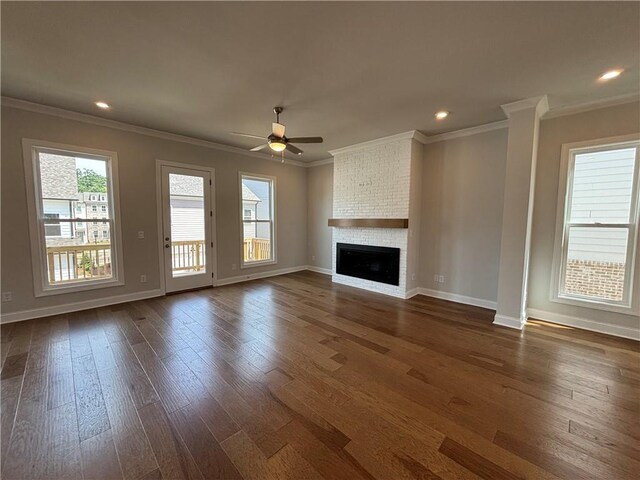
[161,165,213,292]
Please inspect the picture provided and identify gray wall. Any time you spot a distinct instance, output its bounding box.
[1,106,308,315]
[529,101,640,330]
[417,101,640,333]
[304,131,509,302]
[419,129,508,302]
[306,163,333,271]
[5,100,639,333]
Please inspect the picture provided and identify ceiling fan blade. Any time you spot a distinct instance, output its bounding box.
[230,132,265,140]
[250,144,269,152]
[287,137,323,144]
[272,122,286,138]
[286,143,303,155]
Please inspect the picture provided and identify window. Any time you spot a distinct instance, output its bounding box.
[43,213,62,236]
[23,139,123,296]
[92,205,97,212]
[240,173,275,267]
[552,136,640,313]
[101,205,107,212]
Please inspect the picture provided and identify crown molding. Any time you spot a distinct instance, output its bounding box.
[8,93,637,169]
[1,96,309,167]
[543,92,640,120]
[421,120,509,144]
[501,94,549,118]
[324,121,509,157]
[306,157,334,167]
[328,130,426,156]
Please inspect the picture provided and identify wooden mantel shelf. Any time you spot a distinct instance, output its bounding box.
[328,218,409,228]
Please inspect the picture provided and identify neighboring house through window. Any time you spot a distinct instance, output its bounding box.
[551,135,640,314]
[240,174,275,266]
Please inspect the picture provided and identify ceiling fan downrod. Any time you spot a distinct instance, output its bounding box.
[274,106,283,124]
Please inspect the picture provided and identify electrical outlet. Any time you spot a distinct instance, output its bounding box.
[140,274,147,283]
[411,273,416,281]
[231,263,237,271]
[438,275,445,283]
[2,292,13,302]
[311,255,316,261]
[137,231,145,239]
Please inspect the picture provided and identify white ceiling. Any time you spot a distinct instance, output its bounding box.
[2,1,639,161]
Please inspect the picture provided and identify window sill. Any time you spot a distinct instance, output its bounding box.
[240,260,277,270]
[35,278,124,297]
[550,294,638,316]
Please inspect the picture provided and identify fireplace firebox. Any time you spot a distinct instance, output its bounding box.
[336,243,400,286]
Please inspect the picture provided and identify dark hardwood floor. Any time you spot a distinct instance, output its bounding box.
[1,271,638,479]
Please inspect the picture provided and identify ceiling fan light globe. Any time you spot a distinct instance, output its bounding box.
[269,140,287,152]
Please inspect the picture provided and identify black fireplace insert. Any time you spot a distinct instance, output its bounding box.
[336,243,400,286]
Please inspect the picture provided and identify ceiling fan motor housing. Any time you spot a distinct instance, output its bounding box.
[268,133,285,144]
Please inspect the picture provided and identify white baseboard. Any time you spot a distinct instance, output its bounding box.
[4,269,637,342]
[528,308,640,341]
[0,266,322,324]
[417,288,497,310]
[0,289,164,324]
[405,288,420,299]
[493,313,526,330]
[214,266,309,287]
[305,265,332,275]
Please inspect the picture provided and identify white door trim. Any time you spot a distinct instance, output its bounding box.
[155,159,217,294]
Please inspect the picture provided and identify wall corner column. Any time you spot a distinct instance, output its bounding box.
[494,95,549,329]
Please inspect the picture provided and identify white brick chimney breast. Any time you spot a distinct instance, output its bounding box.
[329,132,423,298]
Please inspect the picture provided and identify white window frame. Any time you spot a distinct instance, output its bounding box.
[550,134,640,315]
[239,172,277,268]
[22,139,125,297]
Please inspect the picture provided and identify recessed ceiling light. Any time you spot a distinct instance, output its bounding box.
[95,101,110,109]
[599,69,623,81]
[435,110,449,120]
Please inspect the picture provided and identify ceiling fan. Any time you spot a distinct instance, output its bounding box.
[231,106,323,156]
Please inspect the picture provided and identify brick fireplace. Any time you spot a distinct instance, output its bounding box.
[328,132,422,298]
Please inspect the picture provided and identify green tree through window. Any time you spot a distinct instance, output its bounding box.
[77,168,107,193]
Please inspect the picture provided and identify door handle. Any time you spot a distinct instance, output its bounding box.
[165,244,170,248]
